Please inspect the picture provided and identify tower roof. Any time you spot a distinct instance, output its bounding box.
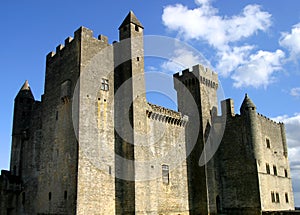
[17,80,34,100]
[119,11,144,30]
[240,93,256,110]
[21,80,30,91]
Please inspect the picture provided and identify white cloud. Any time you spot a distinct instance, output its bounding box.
[216,45,254,77]
[290,87,300,97]
[162,3,271,50]
[231,49,285,88]
[161,48,211,73]
[194,0,212,6]
[280,23,300,60]
[162,1,284,88]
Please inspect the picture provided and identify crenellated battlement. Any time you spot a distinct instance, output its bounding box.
[174,64,219,90]
[146,103,188,127]
[46,26,109,62]
[257,113,283,125]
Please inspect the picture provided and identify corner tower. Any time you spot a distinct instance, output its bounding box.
[174,65,219,214]
[114,11,147,214]
[240,93,261,160]
[10,80,35,177]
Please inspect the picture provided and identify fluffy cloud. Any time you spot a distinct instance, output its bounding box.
[162,1,284,88]
[231,49,285,88]
[161,48,210,73]
[162,3,271,50]
[216,45,254,77]
[290,87,300,97]
[280,23,300,60]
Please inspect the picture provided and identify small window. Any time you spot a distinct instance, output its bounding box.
[101,78,109,91]
[276,193,280,203]
[49,192,52,201]
[162,164,169,185]
[108,166,112,175]
[135,25,139,32]
[273,165,277,176]
[137,57,140,61]
[266,138,270,148]
[271,192,275,203]
[266,164,270,174]
[64,190,67,200]
[284,169,288,178]
[285,193,289,203]
[56,111,58,120]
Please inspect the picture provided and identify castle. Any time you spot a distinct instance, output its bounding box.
[0,11,295,215]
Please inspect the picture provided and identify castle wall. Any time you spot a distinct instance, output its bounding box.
[255,115,294,211]
[174,65,219,215]
[76,27,115,215]
[133,105,189,214]
[215,114,262,214]
[1,12,296,215]
[34,28,81,214]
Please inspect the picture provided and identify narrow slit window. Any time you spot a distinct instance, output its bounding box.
[266,138,271,148]
[276,193,280,203]
[49,192,52,201]
[285,193,289,203]
[109,166,112,175]
[271,192,275,203]
[266,163,270,174]
[64,190,67,200]
[162,164,169,185]
[284,169,288,178]
[273,165,277,176]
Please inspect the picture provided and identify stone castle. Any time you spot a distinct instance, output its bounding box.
[0,11,295,215]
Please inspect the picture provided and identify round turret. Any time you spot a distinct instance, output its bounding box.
[15,80,35,101]
[240,93,256,115]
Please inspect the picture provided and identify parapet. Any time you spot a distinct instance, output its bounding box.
[257,113,282,125]
[146,103,188,127]
[174,64,219,91]
[46,26,110,62]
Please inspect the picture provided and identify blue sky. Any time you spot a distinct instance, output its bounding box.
[1,0,300,207]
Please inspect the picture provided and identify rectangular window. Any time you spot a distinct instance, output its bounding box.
[276,193,280,203]
[284,169,288,178]
[266,138,271,148]
[285,193,289,203]
[266,164,270,174]
[101,78,109,91]
[271,192,275,203]
[64,190,68,200]
[162,164,169,185]
[273,165,277,176]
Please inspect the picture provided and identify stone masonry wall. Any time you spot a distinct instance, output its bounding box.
[76,27,115,215]
[256,114,294,211]
[35,28,81,214]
